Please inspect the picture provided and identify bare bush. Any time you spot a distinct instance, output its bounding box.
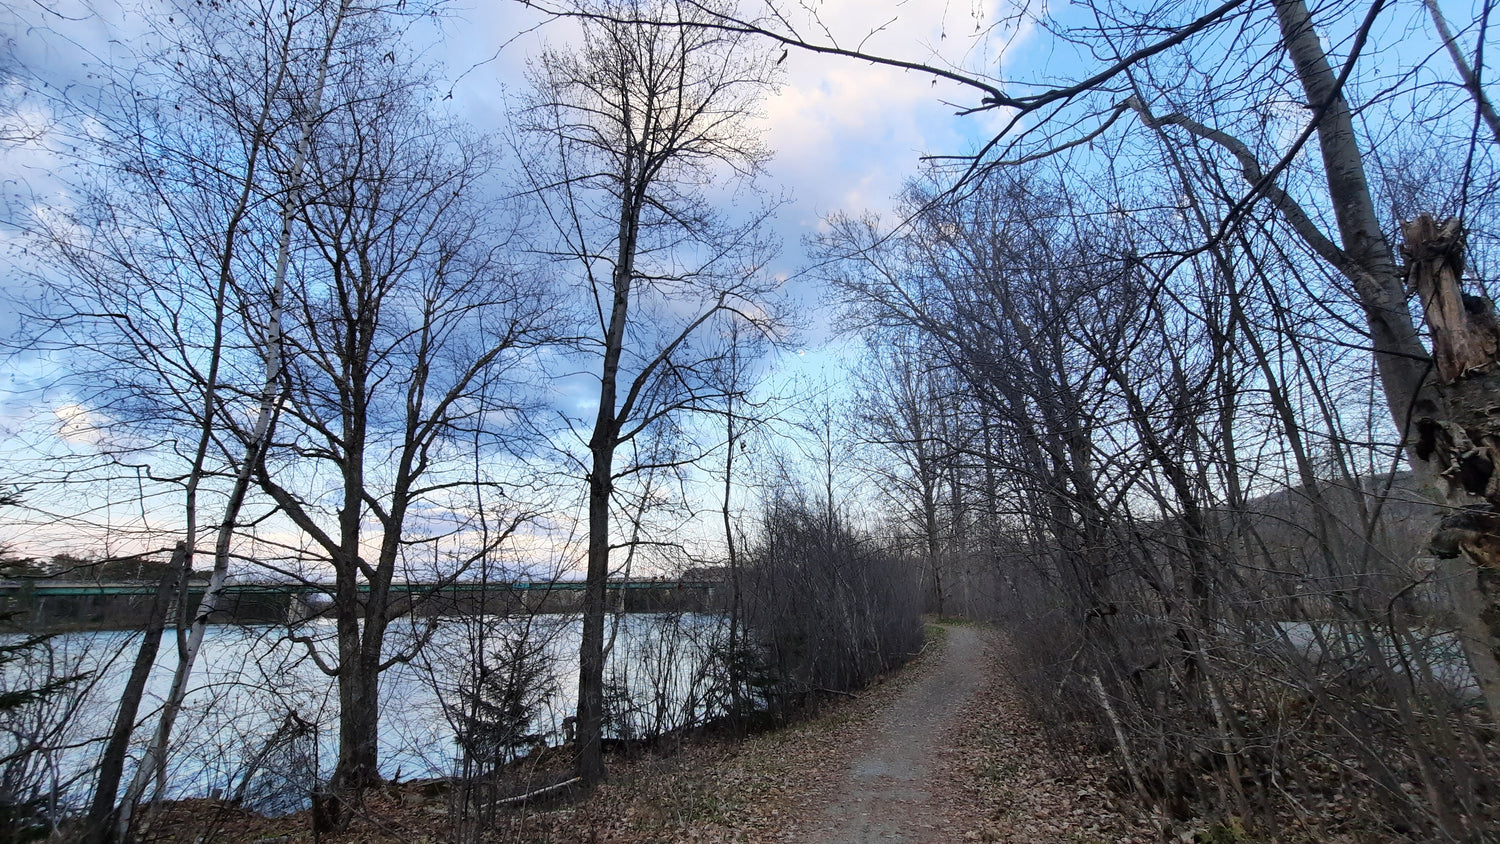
[738,494,923,711]
[824,162,1500,837]
[0,634,91,842]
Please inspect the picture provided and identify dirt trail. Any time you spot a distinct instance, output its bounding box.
[794,624,991,843]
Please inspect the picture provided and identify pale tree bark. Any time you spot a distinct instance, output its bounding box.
[1132,0,1430,428]
[82,546,183,844]
[1422,0,1500,147]
[18,3,347,838]
[1269,0,1430,398]
[115,3,352,836]
[1127,0,1500,725]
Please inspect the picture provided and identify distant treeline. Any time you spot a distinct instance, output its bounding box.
[2,553,211,584]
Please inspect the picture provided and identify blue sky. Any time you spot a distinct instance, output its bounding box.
[418,0,1024,333]
[0,0,1032,564]
[4,0,1030,379]
[7,0,1490,565]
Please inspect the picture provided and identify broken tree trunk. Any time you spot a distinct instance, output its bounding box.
[1401,214,1500,728]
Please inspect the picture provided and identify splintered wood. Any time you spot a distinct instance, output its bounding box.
[1402,214,1500,385]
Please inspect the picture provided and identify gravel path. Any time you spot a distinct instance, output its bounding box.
[802,625,990,843]
[491,624,1153,842]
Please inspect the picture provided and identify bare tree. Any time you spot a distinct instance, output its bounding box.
[851,336,960,615]
[117,2,365,835]
[821,145,1500,832]
[6,2,544,836]
[237,24,553,826]
[517,0,1500,831]
[738,482,923,706]
[514,0,783,786]
[531,0,1500,723]
[8,1,375,837]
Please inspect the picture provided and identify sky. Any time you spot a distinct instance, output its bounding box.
[419,0,1025,339]
[0,0,1035,565]
[2,0,1033,361]
[3,0,1493,567]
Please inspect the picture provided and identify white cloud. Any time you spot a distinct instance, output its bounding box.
[754,0,1021,216]
[53,401,104,444]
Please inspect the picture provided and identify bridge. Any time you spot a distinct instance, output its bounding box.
[0,578,726,630]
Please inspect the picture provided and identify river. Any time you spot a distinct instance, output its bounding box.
[0,612,730,813]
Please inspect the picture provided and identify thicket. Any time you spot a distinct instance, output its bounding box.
[828,166,1500,839]
[735,496,924,711]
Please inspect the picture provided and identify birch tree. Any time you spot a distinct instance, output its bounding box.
[114,2,361,835]
[11,2,361,837]
[11,0,549,832]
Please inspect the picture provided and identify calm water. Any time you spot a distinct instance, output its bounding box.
[1275,620,1476,696]
[0,613,728,812]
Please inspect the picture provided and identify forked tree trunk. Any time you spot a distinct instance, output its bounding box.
[1270,0,1433,419]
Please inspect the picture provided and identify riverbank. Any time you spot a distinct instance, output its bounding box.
[119,620,1479,843]
[140,622,1161,843]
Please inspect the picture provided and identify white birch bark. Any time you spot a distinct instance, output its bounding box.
[117,3,354,834]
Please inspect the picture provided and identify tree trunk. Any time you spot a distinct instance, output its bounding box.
[576,456,612,786]
[313,599,383,831]
[1400,215,1500,727]
[336,655,382,786]
[1271,0,1432,420]
[83,544,184,844]
[121,414,279,836]
[134,6,344,831]
[577,201,635,785]
[1268,0,1500,724]
[721,356,746,716]
[923,474,943,617]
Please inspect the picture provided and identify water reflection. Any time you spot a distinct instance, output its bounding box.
[1,613,729,813]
